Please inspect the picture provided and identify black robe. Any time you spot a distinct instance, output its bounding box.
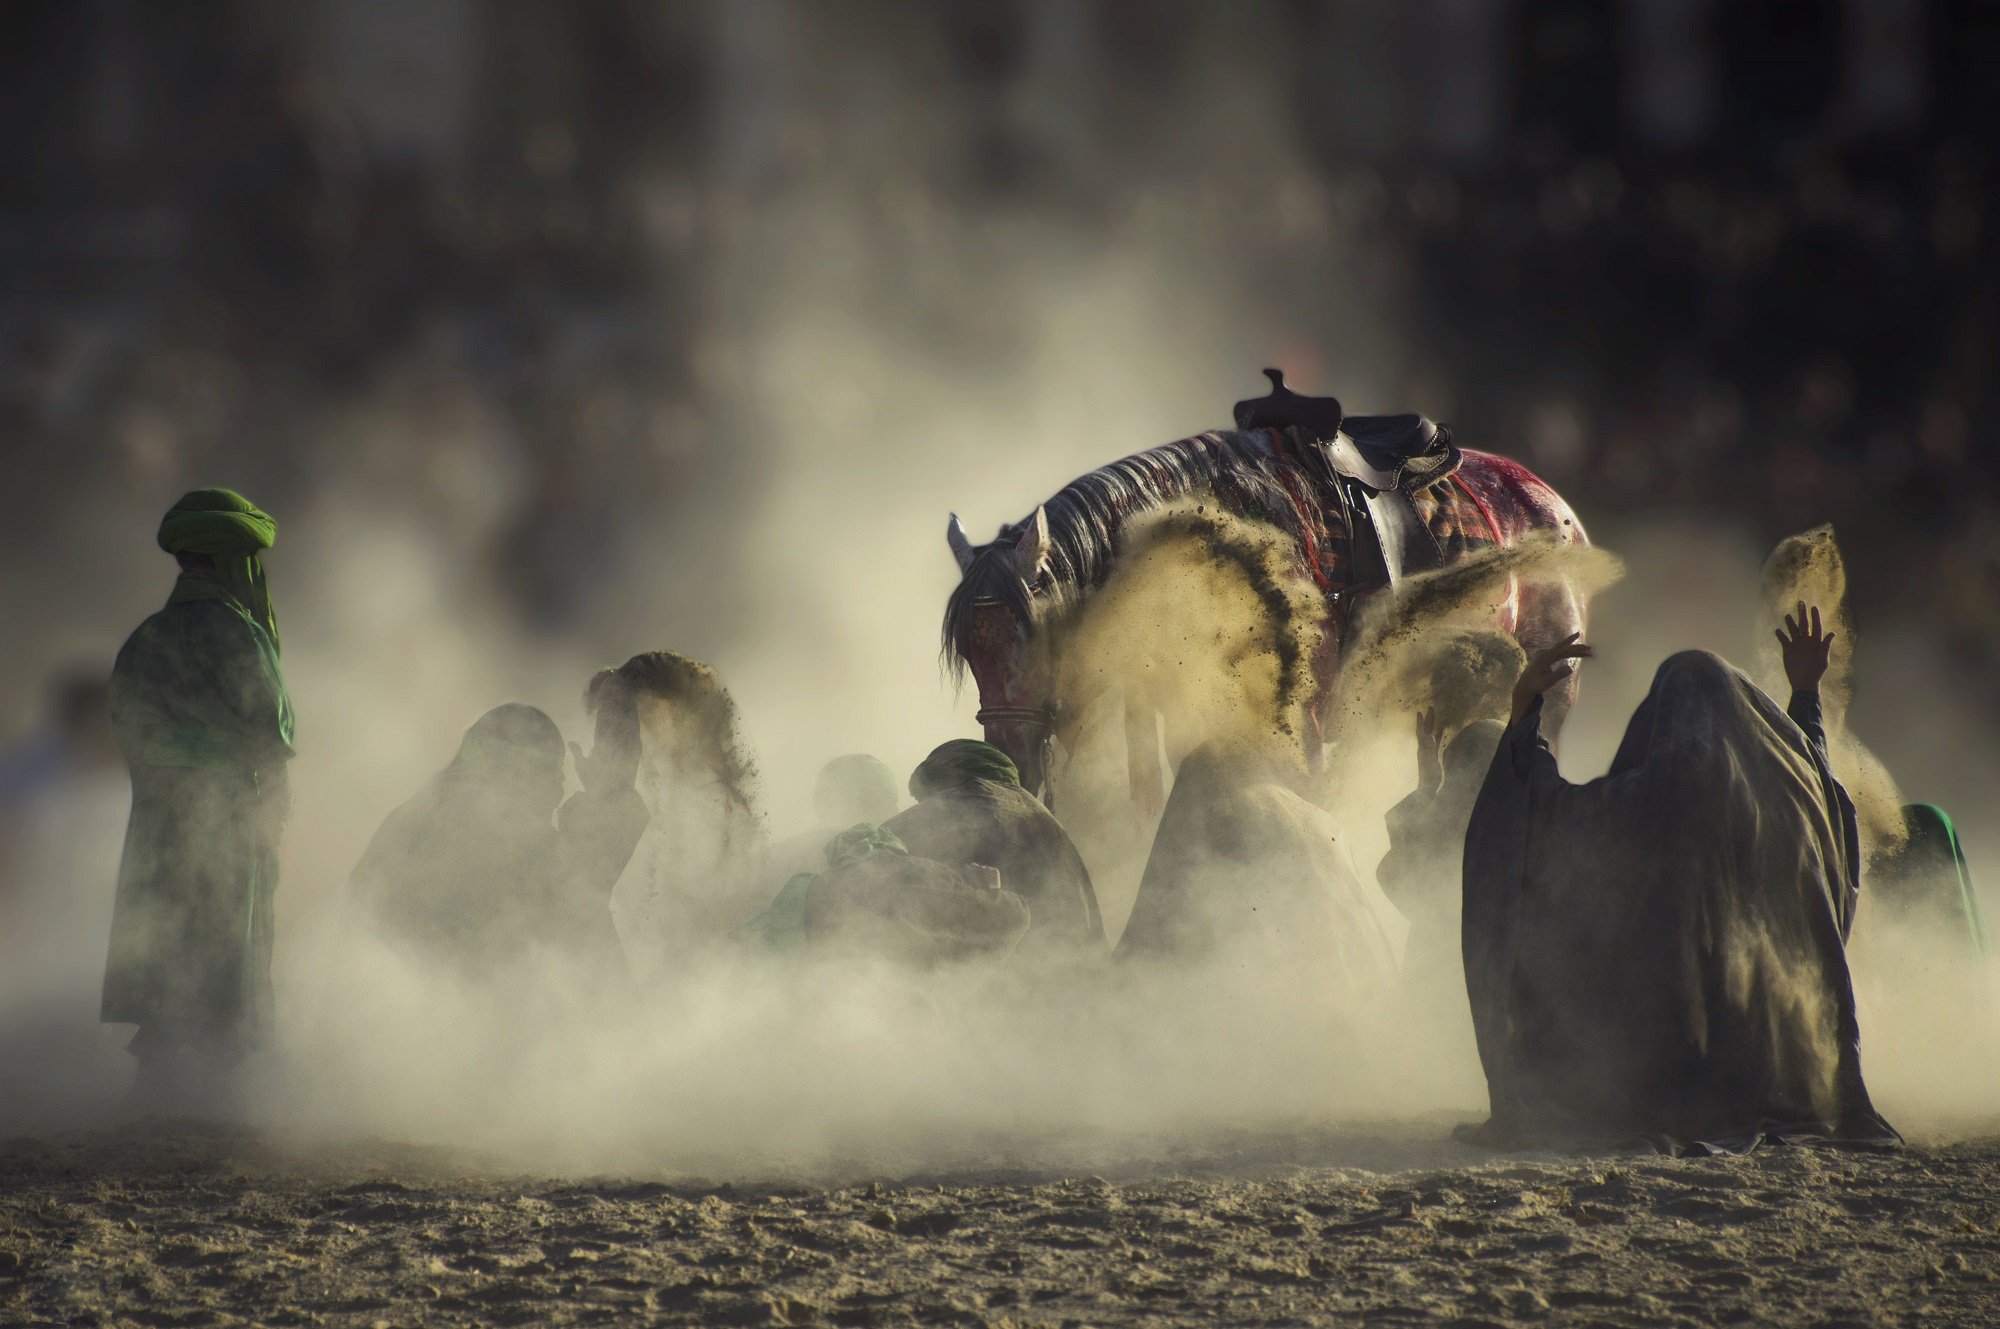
[1462,649,1895,1151]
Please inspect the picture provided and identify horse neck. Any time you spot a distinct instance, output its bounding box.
[1043,430,1326,598]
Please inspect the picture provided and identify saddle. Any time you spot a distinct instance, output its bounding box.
[1232,368,1460,586]
[1232,368,1458,493]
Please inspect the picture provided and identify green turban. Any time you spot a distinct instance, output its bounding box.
[909,739,1020,801]
[158,489,281,652]
[157,488,277,556]
[824,822,907,870]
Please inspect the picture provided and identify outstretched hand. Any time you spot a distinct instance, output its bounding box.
[1511,632,1592,725]
[1776,600,1836,694]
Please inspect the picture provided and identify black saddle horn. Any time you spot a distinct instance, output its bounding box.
[1233,367,1345,440]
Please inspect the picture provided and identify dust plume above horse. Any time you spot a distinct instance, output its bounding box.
[940,372,1591,804]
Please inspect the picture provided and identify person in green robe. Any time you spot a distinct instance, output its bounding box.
[102,489,294,1095]
[880,740,1105,957]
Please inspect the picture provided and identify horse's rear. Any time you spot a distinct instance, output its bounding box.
[1439,449,1592,737]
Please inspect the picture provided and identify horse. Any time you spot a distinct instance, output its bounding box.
[940,377,1590,808]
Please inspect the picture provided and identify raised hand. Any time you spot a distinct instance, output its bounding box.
[1511,632,1592,725]
[1776,600,1836,694]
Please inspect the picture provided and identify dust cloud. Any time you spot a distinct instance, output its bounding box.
[3,11,1995,1175]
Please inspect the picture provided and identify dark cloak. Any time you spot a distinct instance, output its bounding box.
[352,705,646,979]
[103,583,293,1049]
[1462,650,1895,1151]
[881,779,1104,956]
[1115,742,1405,991]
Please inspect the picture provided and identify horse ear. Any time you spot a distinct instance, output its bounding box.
[1013,505,1051,574]
[946,513,976,574]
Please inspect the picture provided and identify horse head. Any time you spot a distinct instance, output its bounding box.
[943,507,1060,799]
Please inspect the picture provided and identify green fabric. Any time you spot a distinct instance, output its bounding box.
[158,489,280,653]
[1895,804,1989,956]
[742,824,907,953]
[116,582,293,770]
[740,873,819,953]
[881,779,1107,951]
[825,823,907,869]
[103,590,296,1035]
[908,739,1020,801]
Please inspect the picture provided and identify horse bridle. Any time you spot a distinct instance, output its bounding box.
[974,703,1057,729]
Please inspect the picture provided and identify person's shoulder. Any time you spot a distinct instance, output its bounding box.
[966,778,1034,808]
[137,596,253,638]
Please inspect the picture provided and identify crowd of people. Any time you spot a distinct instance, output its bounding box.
[90,484,1990,1151]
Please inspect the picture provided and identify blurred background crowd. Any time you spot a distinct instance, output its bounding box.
[1,0,1996,780]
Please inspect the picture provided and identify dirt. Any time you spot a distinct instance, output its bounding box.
[4,1121,1997,1327]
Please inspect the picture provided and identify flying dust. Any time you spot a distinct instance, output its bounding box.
[1,8,1994,1180]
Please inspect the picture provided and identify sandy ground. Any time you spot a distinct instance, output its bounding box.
[4,1122,1998,1327]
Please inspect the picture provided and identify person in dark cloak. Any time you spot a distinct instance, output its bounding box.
[103,489,294,1100]
[743,824,1031,966]
[1461,605,1897,1151]
[351,702,648,982]
[880,740,1105,957]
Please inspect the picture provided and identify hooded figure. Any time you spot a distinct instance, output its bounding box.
[881,740,1105,956]
[1114,740,1407,999]
[351,704,647,979]
[1462,648,1895,1150]
[596,652,768,975]
[103,490,294,1084]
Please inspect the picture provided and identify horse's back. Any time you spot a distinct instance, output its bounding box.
[1452,449,1589,547]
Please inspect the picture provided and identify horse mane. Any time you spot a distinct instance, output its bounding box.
[941,429,1322,677]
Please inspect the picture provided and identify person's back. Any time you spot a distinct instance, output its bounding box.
[352,703,642,980]
[881,740,1103,955]
[1116,740,1405,996]
[103,489,294,1105]
[1461,614,1892,1148]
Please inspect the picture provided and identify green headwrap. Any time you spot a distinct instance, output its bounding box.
[824,822,908,869]
[158,488,280,652]
[908,739,1020,801]
[739,823,908,954]
[1894,804,1989,956]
